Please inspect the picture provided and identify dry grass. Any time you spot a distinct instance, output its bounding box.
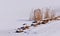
[29,8,60,22]
[16,8,60,33]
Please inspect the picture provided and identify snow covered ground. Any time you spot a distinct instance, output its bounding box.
[0,20,60,36]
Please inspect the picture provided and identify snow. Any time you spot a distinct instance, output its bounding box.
[0,0,60,36]
[0,20,60,36]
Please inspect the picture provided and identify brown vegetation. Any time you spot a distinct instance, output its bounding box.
[30,8,42,21]
[30,8,60,22]
[44,8,50,19]
[16,8,60,33]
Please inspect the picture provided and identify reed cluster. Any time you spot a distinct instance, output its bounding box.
[16,8,60,33]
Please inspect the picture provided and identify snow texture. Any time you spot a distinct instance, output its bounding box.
[0,0,60,36]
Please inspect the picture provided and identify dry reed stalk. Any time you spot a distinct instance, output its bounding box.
[33,9,42,21]
[50,10,56,20]
[44,8,50,19]
[29,9,34,21]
